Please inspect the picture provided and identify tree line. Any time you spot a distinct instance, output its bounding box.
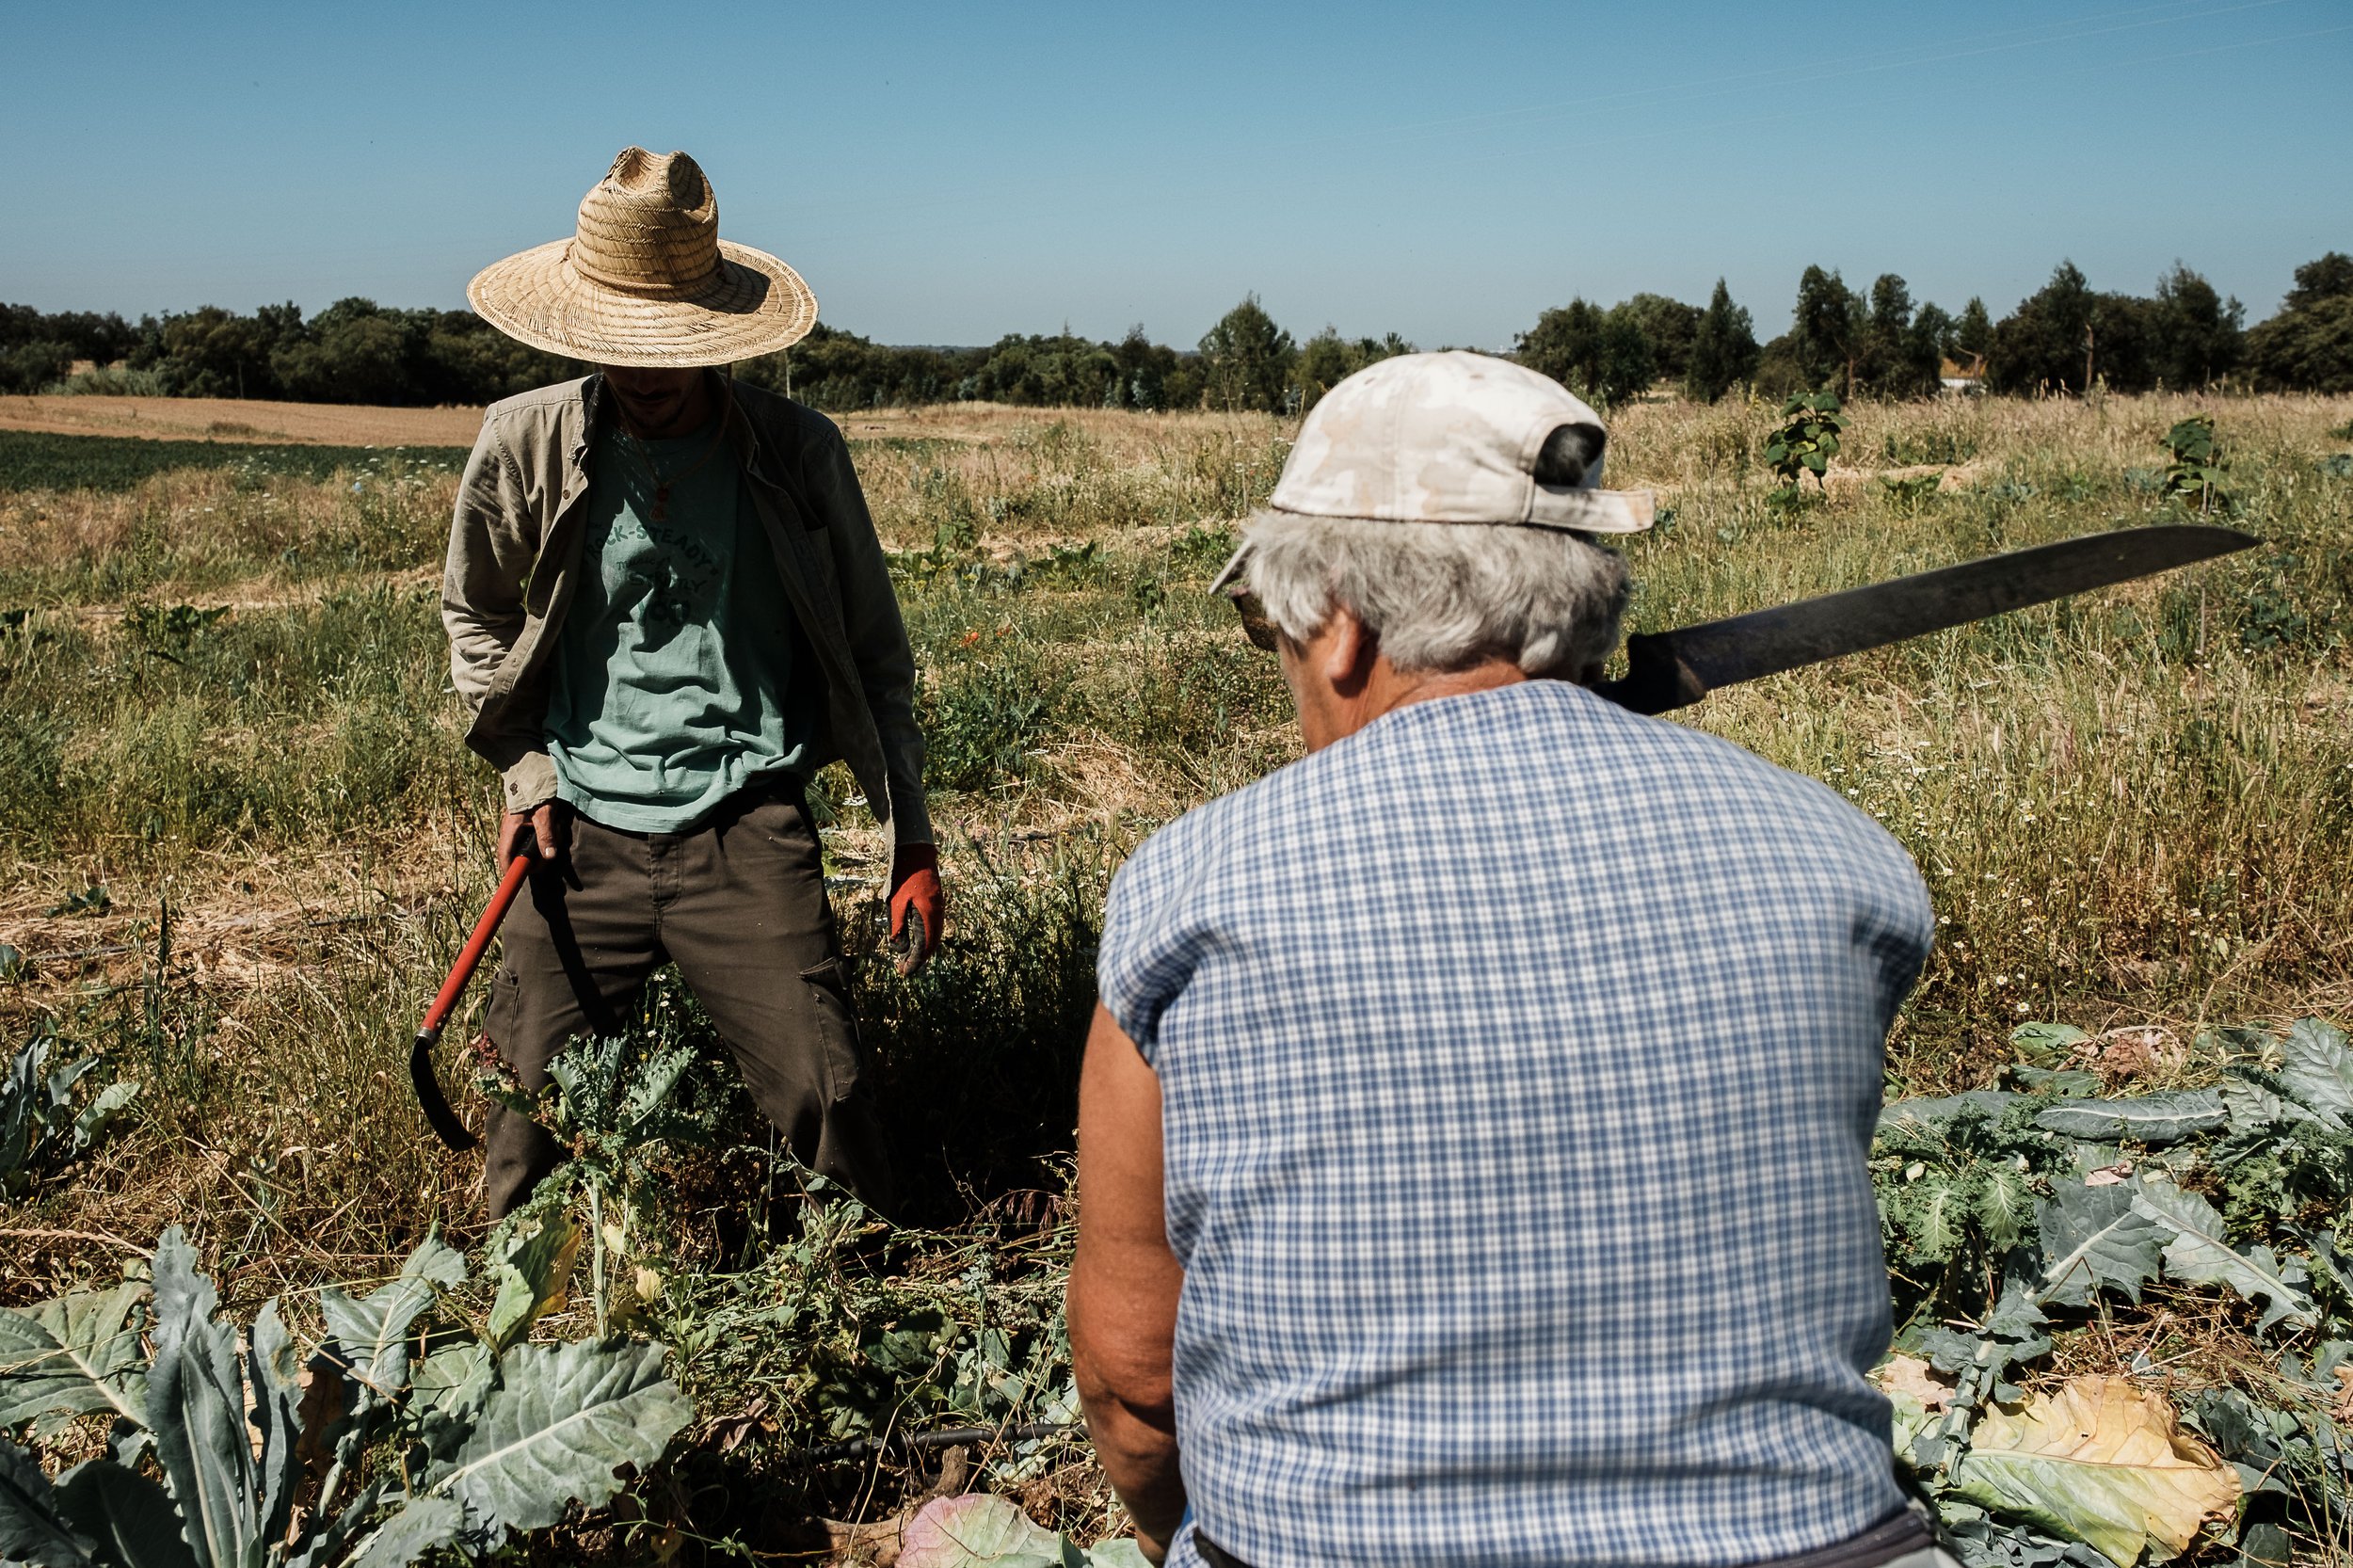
[4,251,2347,412]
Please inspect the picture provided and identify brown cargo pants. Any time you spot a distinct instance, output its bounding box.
[482,781,893,1220]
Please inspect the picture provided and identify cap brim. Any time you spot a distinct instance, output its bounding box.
[1527,487,1656,534]
[1208,539,1254,597]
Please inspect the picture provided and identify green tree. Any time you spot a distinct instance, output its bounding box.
[2285,251,2353,312]
[1593,312,1657,406]
[0,339,73,393]
[1855,274,1941,398]
[0,304,137,369]
[1989,263,2175,393]
[1953,297,1993,369]
[1517,298,1603,391]
[1112,325,1184,410]
[1911,302,1955,385]
[1293,328,1411,410]
[1614,294,1701,380]
[271,297,427,405]
[1683,279,1759,403]
[156,303,293,398]
[2150,264,2243,389]
[1198,295,1297,412]
[1517,298,1652,407]
[2247,252,2353,392]
[1788,265,1861,393]
[1987,262,2100,393]
[971,331,1122,407]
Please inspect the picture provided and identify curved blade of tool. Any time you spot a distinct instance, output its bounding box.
[411,1029,479,1151]
[1593,524,2258,715]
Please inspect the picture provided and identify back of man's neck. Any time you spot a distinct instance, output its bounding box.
[1307,659,1526,750]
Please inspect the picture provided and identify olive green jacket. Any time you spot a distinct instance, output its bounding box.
[440,374,932,856]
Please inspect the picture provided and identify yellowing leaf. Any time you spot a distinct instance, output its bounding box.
[1872,1352,1955,1413]
[486,1215,582,1352]
[1952,1377,2238,1566]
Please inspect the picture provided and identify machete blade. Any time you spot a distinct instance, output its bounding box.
[1593,523,2258,715]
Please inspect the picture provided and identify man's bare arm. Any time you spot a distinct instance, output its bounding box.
[1067,1003,1187,1562]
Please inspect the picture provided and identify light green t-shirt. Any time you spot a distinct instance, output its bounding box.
[545,422,814,831]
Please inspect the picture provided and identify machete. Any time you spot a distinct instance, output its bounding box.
[1588,523,2256,714]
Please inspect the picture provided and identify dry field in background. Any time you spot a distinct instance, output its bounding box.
[0,392,489,446]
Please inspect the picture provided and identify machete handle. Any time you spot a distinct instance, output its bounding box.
[411,854,533,1151]
[1590,632,1709,716]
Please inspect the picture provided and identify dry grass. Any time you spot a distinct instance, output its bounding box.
[0,388,2349,1552]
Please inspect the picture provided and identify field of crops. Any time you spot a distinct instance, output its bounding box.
[2,391,2351,1563]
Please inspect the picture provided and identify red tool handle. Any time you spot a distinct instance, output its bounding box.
[419,854,533,1035]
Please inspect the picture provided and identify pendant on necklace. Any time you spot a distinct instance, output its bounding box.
[653,485,670,523]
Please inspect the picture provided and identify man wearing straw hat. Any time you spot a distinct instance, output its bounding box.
[444,147,941,1220]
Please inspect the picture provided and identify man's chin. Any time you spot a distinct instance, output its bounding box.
[615,396,680,430]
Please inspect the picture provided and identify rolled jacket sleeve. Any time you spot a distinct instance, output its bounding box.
[803,424,933,845]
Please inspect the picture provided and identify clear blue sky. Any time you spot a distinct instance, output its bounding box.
[5,0,2346,350]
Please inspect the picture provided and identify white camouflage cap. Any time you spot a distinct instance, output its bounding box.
[1211,350,1655,593]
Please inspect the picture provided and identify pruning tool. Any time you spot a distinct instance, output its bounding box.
[409,853,533,1151]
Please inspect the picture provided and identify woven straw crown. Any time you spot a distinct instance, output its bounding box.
[469,148,817,368]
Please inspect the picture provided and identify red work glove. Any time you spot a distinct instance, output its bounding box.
[888,842,946,975]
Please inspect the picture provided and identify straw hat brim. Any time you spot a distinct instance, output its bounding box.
[468,237,817,367]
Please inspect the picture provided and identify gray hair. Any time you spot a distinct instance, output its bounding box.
[1243,512,1630,679]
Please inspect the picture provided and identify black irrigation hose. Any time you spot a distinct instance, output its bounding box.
[784,1421,1077,1466]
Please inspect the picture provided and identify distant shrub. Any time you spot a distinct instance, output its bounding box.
[0,338,73,394]
[47,363,170,395]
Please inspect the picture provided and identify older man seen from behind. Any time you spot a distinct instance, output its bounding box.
[1067,352,1941,1568]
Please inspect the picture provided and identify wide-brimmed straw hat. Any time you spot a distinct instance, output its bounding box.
[468,147,816,367]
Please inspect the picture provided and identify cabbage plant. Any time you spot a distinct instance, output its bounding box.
[0,1030,138,1200]
[0,1228,690,1567]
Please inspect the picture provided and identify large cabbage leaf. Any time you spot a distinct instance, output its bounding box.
[420,1337,691,1532]
[0,1438,98,1567]
[54,1458,198,1568]
[146,1228,269,1568]
[899,1494,1067,1568]
[897,1495,1152,1568]
[2278,1016,2353,1128]
[339,1496,467,1568]
[1951,1377,2237,1565]
[319,1236,465,1400]
[2037,1183,2165,1307]
[0,1282,147,1431]
[2129,1183,2315,1332]
[2032,1092,2227,1145]
[484,1216,580,1355]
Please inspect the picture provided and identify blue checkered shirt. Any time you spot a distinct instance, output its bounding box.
[1097,680,1932,1568]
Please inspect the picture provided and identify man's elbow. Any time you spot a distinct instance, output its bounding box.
[1067,1276,1176,1445]
[1072,1336,1174,1426]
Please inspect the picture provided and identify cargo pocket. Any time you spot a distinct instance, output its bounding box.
[797,956,866,1104]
